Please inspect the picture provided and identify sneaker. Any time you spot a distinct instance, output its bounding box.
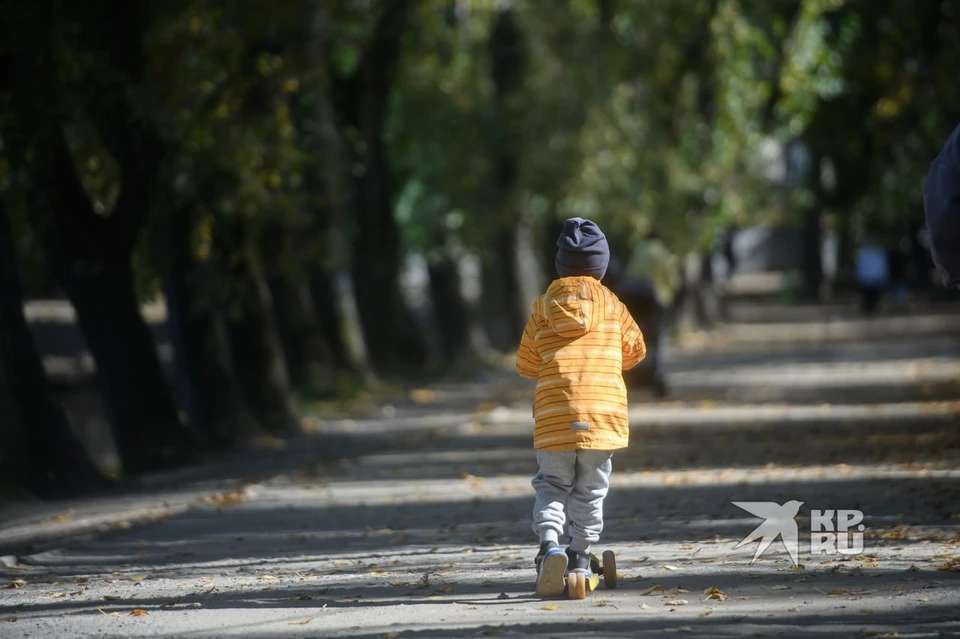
[535,543,568,597]
[565,547,592,575]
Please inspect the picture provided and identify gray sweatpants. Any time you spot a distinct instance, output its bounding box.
[532,449,613,552]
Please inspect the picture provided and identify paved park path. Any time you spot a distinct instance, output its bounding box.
[2,305,959,638]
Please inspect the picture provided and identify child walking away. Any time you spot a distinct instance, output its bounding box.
[516,217,646,597]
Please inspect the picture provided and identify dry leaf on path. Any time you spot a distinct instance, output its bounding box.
[436,583,453,593]
[641,584,664,595]
[130,609,149,617]
[129,576,149,583]
[665,599,689,606]
[699,611,713,617]
[640,603,654,610]
[96,607,121,617]
[289,618,313,625]
[4,579,25,589]
[703,587,727,601]
[662,565,679,571]
[541,605,557,610]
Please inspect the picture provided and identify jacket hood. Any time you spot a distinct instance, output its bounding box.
[532,276,617,339]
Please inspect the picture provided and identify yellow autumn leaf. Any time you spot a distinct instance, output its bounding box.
[129,576,149,582]
[129,609,149,617]
[541,605,558,610]
[96,607,121,616]
[641,584,664,595]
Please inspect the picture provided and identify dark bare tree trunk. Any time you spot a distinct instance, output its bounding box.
[335,0,425,369]
[269,271,335,389]
[305,0,377,384]
[259,220,336,390]
[219,223,301,435]
[428,256,474,364]
[161,203,255,448]
[800,208,824,301]
[1,0,191,476]
[0,201,108,497]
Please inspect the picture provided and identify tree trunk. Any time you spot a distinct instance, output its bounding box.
[1,16,191,475]
[428,256,474,364]
[335,0,424,368]
[161,204,255,449]
[259,220,336,390]
[482,226,524,351]
[220,226,301,435]
[64,257,192,473]
[269,271,336,389]
[305,0,377,383]
[0,202,108,497]
[800,208,824,301]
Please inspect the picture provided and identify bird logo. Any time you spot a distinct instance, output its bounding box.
[732,500,804,567]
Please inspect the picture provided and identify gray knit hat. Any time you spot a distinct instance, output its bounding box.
[555,217,610,280]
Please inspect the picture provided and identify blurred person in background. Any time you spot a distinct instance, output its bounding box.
[614,229,680,397]
[924,123,960,289]
[855,236,890,315]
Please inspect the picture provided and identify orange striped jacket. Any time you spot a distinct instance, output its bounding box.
[516,276,646,451]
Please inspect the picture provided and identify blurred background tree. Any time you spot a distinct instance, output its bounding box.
[1,0,957,496]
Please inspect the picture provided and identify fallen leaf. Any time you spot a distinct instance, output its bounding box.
[640,603,654,610]
[479,580,495,587]
[129,576,149,583]
[4,579,25,589]
[699,610,713,617]
[289,618,313,625]
[129,609,149,617]
[916,596,930,602]
[772,585,791,591]
[50,592,67,599]
[665,599,689,605]
[74,578,88,584]
[415,572,431,589]
[788,606,801,612]
[662,565,679,571]
[541,605,558,610]
[436,583,453,593]
[703,587,727,601]
[43,509,75,523]
[641,584,664,596]
[96,607,121,617]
